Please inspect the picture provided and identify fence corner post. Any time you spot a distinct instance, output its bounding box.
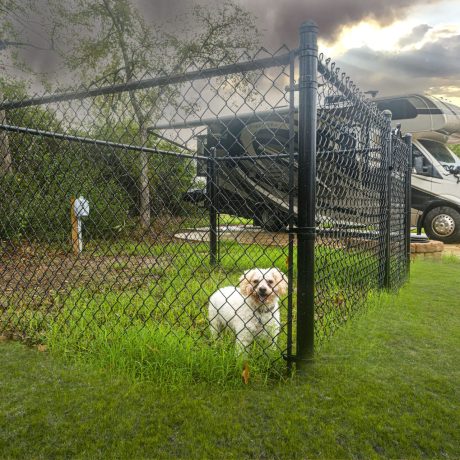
[404,133,413,279]
[296,20,318,370]
[382,110,393,290]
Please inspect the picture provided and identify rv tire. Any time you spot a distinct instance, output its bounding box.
[424,206,460,244]
[255,209,287,232]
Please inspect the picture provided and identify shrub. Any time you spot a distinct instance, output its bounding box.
[0,141,133,242]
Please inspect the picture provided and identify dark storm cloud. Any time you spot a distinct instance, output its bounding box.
[241,0,441,47]
[5,0,446,75]
[334,34,460,97]
[136,0,442,47]
[398,24,432,47]
[135,0,187,23]
[3,0,457,98]
[342,34,460,79]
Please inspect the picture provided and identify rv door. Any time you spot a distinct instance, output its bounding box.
[411,143,436,211]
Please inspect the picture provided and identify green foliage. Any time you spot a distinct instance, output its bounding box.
[0,141,133,241]
[51,0,259,84]
[0,140,195,241]
[450,143,460,157]
[1,94,132,241]
[0,88,196,242]
[90,120,196,218]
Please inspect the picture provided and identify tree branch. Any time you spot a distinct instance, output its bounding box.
[0,39,55,52]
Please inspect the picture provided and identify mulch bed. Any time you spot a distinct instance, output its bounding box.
[0,242,166,309]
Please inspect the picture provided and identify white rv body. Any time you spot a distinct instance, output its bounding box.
[374,94,460,243]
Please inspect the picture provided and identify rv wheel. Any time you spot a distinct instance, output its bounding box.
[424,206,460,244]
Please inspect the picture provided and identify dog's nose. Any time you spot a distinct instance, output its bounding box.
[258,287,267,295]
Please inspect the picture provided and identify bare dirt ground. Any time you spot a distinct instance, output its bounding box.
[0,242,167,309]
[443,243,460,257]
[2,232,457,311]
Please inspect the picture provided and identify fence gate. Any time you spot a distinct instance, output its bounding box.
[0,21,411,376]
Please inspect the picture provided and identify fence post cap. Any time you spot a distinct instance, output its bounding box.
[382,109,392,120]
[299,20,318,32]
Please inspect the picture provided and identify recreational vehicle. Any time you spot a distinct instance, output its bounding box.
[374,94,460,243]
[176,94,460,243]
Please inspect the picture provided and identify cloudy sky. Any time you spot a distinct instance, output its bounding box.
[138,0,460,105]
[240,0,460,105]
[4,0,460,106]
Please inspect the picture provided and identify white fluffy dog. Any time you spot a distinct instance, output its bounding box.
[208,268,288,350]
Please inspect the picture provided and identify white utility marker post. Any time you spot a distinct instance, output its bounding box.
[71,196,90,254]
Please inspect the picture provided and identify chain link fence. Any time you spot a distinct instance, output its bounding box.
[0,21,411,375]
[313,54,412,344]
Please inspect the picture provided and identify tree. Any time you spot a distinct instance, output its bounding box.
[0,0,24,175]
[0,0,57,175]
[50,0,259,229]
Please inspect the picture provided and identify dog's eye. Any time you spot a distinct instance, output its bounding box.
[268,279,274,285]
[252,279,259,285]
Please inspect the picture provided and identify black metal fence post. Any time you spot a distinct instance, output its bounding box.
[404,133,413,278]
[207,146,218,266]
[286,50,296,374]
[383,110,393,289]
[296,20,318,366]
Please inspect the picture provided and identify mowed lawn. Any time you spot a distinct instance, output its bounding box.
[0,258,459,459]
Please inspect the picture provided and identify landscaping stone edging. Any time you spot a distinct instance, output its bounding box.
[410,240,444,259]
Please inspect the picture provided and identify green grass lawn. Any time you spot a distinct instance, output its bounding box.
[1,257,459,459]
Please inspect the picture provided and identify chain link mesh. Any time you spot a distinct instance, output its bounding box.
[0,43,410,372]
[389,132,411,288]
[314,54,411,343]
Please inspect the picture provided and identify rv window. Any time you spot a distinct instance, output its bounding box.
[408,96,428,109]
[419,139,456,164]
[418,96,439,109]
[412,145,426,174]
[412,144,441,178]
[375,98,417,120]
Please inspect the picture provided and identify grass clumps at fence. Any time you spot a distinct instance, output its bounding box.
[47,323,282,387]
[4,240,290,386]
[1,237,389,386]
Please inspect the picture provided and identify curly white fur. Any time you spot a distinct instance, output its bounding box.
[208,268,288,350]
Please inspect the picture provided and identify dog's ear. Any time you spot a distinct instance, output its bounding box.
[239,269,253,297]
[273,268,288,296]
[239,269,250,285]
